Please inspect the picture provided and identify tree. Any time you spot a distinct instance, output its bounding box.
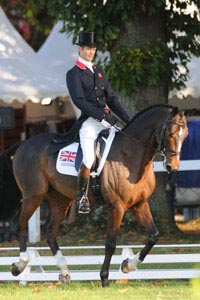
[46,0,200,231]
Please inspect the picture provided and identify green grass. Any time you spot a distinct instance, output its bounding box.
[0,280,197,300]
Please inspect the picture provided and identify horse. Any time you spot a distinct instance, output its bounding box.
[11,105,193,287]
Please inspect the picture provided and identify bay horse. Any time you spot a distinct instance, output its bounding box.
[11,105,192,287]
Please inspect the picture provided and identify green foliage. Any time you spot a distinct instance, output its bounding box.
[47,0,165,52]
[104,42,171,94]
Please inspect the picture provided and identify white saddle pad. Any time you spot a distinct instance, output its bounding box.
[56,127,117,176]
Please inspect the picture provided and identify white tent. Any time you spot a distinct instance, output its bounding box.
[37,22,80,116]
[37,21,77,78]
[0,7,68,103]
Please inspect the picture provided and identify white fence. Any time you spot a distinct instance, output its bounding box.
[0,244,200,283]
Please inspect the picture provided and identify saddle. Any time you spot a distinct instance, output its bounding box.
[53,127,117,204]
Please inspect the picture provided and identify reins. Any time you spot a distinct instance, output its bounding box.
[115,127,158,153]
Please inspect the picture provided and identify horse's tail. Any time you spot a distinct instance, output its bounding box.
[0,141,22,169]
[0,141,22,159]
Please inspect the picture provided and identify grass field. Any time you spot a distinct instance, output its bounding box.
[0,280,198,300]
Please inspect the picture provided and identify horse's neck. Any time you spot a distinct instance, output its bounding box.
[124,117,157,152]
[115,118,158,181]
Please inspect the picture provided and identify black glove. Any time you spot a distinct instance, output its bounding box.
[104,114,118,126]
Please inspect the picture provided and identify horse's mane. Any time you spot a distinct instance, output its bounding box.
[122,104,178,130]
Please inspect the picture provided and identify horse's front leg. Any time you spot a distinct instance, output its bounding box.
[46,192,72,284]
[121,200,159,273]
[100,205,124,287]
[12,195,44,276]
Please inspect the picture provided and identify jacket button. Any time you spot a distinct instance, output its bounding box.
[96,97,99,100]
[95,86,98,90]
[101,86,105,89]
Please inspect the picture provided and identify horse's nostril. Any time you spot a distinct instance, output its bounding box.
[166,165,179,174]
[166,165,172,173]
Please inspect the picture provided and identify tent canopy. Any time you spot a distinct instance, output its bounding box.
[0,7,68,104]
[37,22,82,117]
[37,22,77,78]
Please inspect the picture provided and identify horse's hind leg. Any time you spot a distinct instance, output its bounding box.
[121,200,159,273]
[46,189,72,284]
[11,194,44,276]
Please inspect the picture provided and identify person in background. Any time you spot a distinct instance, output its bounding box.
[66,31,130,214]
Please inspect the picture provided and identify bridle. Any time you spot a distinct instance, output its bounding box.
[157,117,185,157]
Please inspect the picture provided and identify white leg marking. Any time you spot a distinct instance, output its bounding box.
[55,250,70,276]
[127,252,141,271]
[15,251,30,272]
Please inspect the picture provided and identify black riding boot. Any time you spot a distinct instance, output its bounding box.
[76,174,90,214]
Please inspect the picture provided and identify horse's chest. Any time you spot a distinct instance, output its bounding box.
[102,162,155,204]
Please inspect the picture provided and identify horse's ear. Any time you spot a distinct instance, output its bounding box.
[182,108,200,117]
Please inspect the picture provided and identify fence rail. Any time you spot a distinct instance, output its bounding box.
[0,244,200,283]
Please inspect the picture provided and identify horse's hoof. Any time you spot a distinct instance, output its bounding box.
[101,279,109,288]
[59,273,71,284]
[11,263,21,276]
[121,258,130,274]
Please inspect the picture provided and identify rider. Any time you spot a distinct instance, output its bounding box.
[66,31,130,214]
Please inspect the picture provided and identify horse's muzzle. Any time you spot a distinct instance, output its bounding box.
[166,165,178,174]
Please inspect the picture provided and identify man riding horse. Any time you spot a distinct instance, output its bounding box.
[66,31,130,214]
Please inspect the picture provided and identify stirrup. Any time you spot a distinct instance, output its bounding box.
[78,195,90,214]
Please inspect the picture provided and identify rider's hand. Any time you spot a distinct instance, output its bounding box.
[104,114,118,126]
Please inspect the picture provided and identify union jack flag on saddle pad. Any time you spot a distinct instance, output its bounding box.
[59,150,77,163]
[56,142,79,176]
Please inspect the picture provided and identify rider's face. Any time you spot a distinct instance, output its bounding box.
[78,46,97,62]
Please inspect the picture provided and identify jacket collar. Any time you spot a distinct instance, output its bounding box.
[76,60,96,70]
[76,60,87,69]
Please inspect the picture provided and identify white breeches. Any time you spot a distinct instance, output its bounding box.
[79,117,111,169]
